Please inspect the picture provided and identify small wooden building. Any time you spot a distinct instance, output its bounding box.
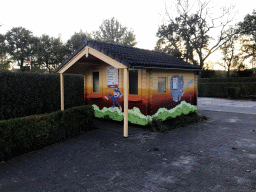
[55,39,201,137]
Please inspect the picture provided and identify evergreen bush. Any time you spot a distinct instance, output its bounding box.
[198,77,256,98]
[200,69,216,78]
[232,69,253,77]
[0,105,94,161]
[0,71,84,121]
[227,87,239,99]
[145,112,207,133]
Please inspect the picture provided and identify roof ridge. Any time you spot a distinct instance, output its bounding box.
[84,39,130,65]
[84,39,187,60]
[84,39,201,68]
[84,38,156,52]
[55,38,201,73]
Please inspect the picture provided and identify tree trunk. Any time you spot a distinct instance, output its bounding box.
[198,51,204,68]
[227,67,230,77]
[20,58,24,71]
[46,61,50,73]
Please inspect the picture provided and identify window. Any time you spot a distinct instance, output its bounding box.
[93,72,99,93]
[158,77,166,93]
[129,70,138,95]
[172,77,178,90]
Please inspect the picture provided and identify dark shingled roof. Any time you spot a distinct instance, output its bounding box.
[55,39,201,72]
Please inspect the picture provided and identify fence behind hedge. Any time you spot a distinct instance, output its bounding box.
[198,77,256,98]
[0,72,84,121]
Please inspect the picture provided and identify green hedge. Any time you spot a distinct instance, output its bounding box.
[198,77,256,98]
[0,72,84,121]
[199,77,256,83]
[0,105,94,161]
[144,112,207,133]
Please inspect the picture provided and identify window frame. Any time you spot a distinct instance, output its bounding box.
[129,69,139,95]
[157,76,167,94]
[92,71,100,93]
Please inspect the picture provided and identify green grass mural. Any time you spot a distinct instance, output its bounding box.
[92,101,197,126]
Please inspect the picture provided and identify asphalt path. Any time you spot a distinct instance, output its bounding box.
[0,97,256,191]
[198,97,256,115]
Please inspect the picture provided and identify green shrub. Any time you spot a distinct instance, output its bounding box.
[0,71,84,121]
[227,87,239,99]
[199,77,256,83]
[0,105,94,161]
[61,105,94,138]
[145,117,169,133]
[232,69,253,77]
[145,112,207,133]
[200,69,216,78]
[198,77,256,98]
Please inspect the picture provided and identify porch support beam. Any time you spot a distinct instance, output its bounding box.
[58,47,88,73]
[60,73,64,111]
[89,48,126,69]
[123,67,128,137]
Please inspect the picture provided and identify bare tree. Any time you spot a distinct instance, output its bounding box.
[156,0,238,68]
[219,28,241,77]
[238,10,256,71]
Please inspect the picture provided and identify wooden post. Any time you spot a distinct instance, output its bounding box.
[84,74,86,104]
[60,73,64,111]
[123,68,128,137]
[196,73,198,107]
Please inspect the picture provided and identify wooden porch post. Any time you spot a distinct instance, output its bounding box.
[60,73,64,111]
[123,68,128,137]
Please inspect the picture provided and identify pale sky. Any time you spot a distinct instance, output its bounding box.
[0,0,255,68]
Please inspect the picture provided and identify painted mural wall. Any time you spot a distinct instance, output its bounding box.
[84,64,198,126]
[149,70,197,115]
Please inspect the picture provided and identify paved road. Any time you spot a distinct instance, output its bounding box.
[198,97,256,115]
[1,98,256,191]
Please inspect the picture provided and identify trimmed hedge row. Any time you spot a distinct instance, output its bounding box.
[0,72,84,121]
[198,77,256,98]
[199,77,256,83]
[0,105,94,161]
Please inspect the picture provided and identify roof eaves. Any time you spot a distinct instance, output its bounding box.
[55,39,202,73]
[121,59,129,67]
[87,39,130,67]
[100,48,108,55]
[55,42,86,73]
[131,65,202,71]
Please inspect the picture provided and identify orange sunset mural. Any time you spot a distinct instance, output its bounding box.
[55,39,200,126]
[84,66,198,125]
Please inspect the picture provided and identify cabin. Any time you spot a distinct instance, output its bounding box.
[55,39,201,137]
